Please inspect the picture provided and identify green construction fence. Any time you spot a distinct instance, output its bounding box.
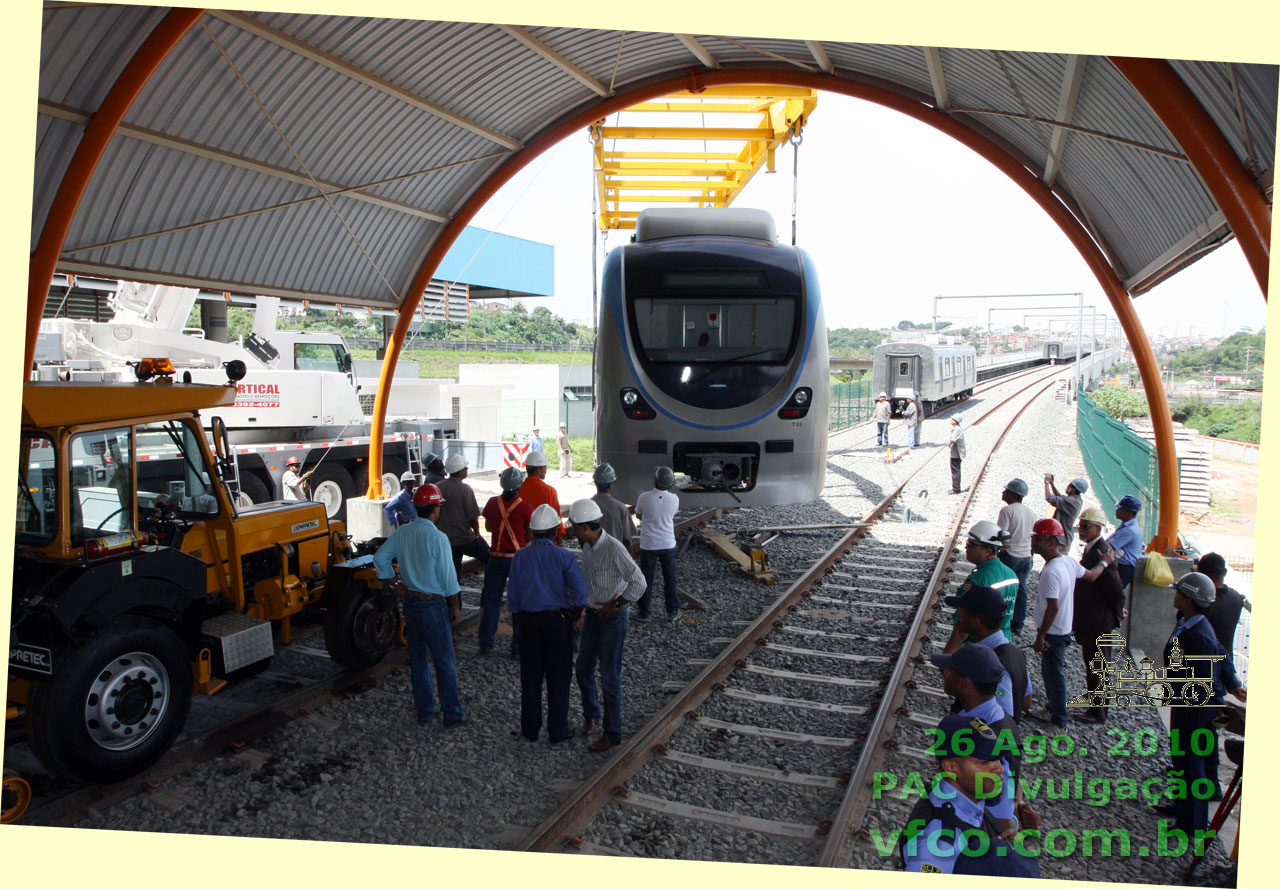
[1075,388,1161,545]
[829,378,875,431]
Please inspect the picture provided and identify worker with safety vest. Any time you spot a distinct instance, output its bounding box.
[478,467,534,657]
[942,521,1019,654]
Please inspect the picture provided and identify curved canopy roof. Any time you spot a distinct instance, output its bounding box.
[34,7,1276,312]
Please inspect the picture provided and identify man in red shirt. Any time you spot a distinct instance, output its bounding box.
[478,467,534,657]
[519,449,563,541]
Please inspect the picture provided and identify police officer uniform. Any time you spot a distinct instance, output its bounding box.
[900,714,1039,876]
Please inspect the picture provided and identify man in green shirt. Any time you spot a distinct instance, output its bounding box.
[943,521,1020,653]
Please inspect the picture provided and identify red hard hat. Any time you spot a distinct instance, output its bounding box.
[412,483,445,507]
[1031,518,1065,537]
[285,456,301,467]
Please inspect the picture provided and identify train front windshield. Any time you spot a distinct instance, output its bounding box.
[623,246,804,409]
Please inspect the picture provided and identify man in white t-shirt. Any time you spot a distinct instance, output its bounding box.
[996,478,1038,636]
[634,466,680,623]
[1028,517,1084,730]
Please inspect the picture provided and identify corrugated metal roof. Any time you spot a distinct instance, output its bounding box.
[32,8,1276,311]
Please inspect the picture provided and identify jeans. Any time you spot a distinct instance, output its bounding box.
[1040,632,1073,728]
[907,424,918,448]
[515,610,574,742]
[999,552,1033,632]
[402,594,463,722]
[639,547,679,616]
[876,421,888,445]
[479,557,515,653]
[450,536,490,581]
[576,608,629,740]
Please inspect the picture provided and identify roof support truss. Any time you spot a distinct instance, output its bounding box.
[1042,54,1087,187]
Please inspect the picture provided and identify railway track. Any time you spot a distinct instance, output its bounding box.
[513,372,1057,863]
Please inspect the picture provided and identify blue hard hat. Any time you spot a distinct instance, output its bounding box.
[1116,494,1142,513]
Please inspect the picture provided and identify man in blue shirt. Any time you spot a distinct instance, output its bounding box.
[508,504,588,743]
[382,470,418,528]
[944,585,1033,720]
[900,714,1039,876]
[1108,494,1143,590]
[930,643,1041,834]
[373,483,464,726]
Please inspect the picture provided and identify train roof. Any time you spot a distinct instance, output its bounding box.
[635,208,777,243]
[874,341,976,354]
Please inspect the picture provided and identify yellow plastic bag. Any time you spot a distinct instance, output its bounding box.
[1144,551,1175,587]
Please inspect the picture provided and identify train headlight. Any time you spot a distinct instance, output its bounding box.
[619,387,655,420]
[778,387,813,420]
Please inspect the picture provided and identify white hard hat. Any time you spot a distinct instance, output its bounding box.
[569,498,603,524]
[524,449,548,467]
[952,414,963,424]
[532,425,540,431]
[529,503,561,531]
[445,454,467,474]
[967,520,1008,548]
[878,391,887,398]
[399,471,416,483]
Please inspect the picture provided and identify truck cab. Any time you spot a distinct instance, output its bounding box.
[10,373,396,786]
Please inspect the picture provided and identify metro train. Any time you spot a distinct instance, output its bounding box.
[595,208,829,507]
[871,342,977,418]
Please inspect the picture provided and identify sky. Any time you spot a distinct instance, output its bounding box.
[467,90,1269,341]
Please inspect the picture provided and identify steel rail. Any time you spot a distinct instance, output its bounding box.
[816,376,1059,866]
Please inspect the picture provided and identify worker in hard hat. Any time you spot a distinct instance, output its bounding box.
[383,470,418,528]
[635,467,680,623]
[478,467,534,657]
[568,498,646,752]
[372,483,465,727]
[437,454,488,583]
[874,392,891,446]
[591,463,637,553]
[507,503,587,743]
[519,449,563,541]
[1108,494,1144,590]
[281,455,312,501]
[1043,473,1088,551]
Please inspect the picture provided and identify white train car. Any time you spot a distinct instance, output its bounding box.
[595,208,829,506]
[872,342,977,417]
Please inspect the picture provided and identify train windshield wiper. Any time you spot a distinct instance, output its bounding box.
[687,349,777,386]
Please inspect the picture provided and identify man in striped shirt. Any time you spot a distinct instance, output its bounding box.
[568,498,647,752]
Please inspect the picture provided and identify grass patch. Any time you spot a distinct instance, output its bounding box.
[351,348,589,379]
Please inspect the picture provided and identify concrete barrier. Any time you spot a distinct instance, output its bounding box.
[1120,554,1193,665]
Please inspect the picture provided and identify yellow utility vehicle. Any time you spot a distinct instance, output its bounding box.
[8,360,398,787]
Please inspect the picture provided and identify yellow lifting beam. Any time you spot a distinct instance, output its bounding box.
[591,86,818,230]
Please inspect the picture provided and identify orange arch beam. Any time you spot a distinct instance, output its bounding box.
[371,65,1247,550]
[1111,57,1271,298]
[25,7,207,376]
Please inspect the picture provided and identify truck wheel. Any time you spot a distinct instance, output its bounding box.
[324,584,393,669]
[26,615,192,784]
[352,457,407,501]
[236,472,270,506]
[309,464,354,523]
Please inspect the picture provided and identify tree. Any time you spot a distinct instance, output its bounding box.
[1091,386,1150,419]
[897,319,914,330]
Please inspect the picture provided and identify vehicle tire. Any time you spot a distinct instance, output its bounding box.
[352,457,407,501]
[235,472,271,507]
[308,463,355,524]
[324,582,392,670]
[25,615,192,784]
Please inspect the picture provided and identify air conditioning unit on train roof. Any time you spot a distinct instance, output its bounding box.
[634,208,778,243]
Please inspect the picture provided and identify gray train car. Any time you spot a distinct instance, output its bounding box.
[872,342,977,417]
[595,208,829,507]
